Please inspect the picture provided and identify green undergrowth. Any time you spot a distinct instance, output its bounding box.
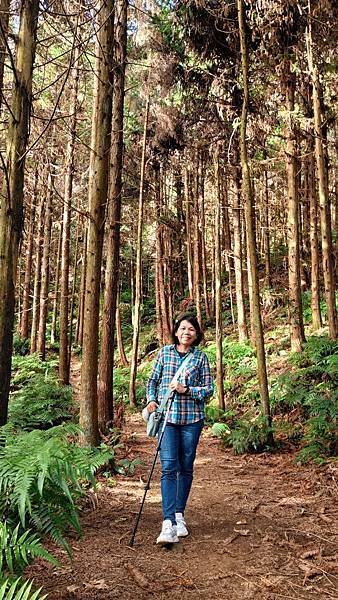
[0,423,114,598]
[9,355,73,431]
[208,334,337,464]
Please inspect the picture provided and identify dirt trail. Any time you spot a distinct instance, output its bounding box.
[27,414,338,600]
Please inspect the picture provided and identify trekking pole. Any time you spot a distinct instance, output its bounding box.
[128,398,172,547]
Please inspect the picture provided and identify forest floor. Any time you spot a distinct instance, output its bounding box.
[27,407,338,600]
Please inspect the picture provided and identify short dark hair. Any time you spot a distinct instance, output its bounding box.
[172,313,203,346]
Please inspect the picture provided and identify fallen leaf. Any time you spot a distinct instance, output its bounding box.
[84,579,109,590]
[126,563,150,589]
[234,529,250,536]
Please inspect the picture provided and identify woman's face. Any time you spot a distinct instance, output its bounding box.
[176,320,197,347]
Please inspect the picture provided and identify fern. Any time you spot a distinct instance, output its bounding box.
[0,578,47,600]
[0,523,58,575]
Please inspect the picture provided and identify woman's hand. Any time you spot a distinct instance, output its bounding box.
[147,401,158,413]
[169,381,187,394]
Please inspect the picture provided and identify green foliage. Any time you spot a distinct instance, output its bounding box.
[9,378,73,430]
[0,523,58,575]
[0,424,113,554]
[113,457,143,476]
[221,414,273,454]
[11,354,58,387]
[12,335,30,356]
[0,578,47,600]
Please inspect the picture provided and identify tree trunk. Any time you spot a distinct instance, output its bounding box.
[116,289,128,367]
[307,135,322,329]
[36,169,53,359]
[231,152,248,341]
[50,223,62,345]
[284,59,305,351]
[307,7,337,338]
[0,0,9,111]
[0,0,39,425]
[263,169,271,287]
[30,193,45,353]
[76,224,87,347]
[80,0,115,445]
[200,157,211,321]
[59,45,80,384]
[98,0,127,430]
[20,179,36,339]
[237,0,272,437]
[214,146,225,409]
[184,165,194,299]
[193,153,202,325]
[128,97,150,408]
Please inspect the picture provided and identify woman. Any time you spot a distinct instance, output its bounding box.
[146,313,214,545]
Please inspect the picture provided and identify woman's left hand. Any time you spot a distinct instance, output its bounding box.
[170,381,187,394]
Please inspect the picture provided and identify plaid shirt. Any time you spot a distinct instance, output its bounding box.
[146,344,214,425]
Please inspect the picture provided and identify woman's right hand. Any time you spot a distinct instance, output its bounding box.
[147,402,158,413]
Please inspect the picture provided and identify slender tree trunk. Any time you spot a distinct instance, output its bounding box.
[193,152,202,325]
[231,153,248,341]
[214,147,225,409]
[30,193,44,353]
[116,288,128,366]
[175,172,185,297]
[284,59,305,351]
[128,97,150,407]
[68,215,80,367]
[200,158,211,320]
[80,0,115,445]
[307,7,337,338]
[36,169,53,359]
[98,0,127,430]
[263,169,271,287]
[50,224,62,345]
[184,165,194,299]
[0,0,9,111]
[20,186,36,339]
[307,135,322,329]
[237,0,272,437]
[59,45,80,384]
[0,0,39,425]
[76,224,87,347]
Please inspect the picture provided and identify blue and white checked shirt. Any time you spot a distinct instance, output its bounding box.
[146,344,214,425]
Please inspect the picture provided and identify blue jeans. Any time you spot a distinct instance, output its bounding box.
[158,420,204,525]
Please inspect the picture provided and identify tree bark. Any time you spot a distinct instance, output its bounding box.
[128,97,150,408]
[184,165,194,299]
[30,192,44,353]
[0,0,9,111]
[98,0,127,430]
[231,151,248,341]
[20,177,36,339]
[214,146,225,409]
[283,59,305,351]
[80,0,115,445]
[307,6,337,338]
[59,44,80,384]
[0,0,39,425]
[36,168,53,359]
[237,0,272,437]
[50,223,62,345]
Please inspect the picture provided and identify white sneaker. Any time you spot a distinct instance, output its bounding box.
[175,512,189,537]
[156,519,179,545]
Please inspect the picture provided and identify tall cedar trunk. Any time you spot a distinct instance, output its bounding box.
[175,173,185,297]
[0,0,39,425]
[307,134,322,329]
[98,0,127,430]
[263,169,271,287]
[116,291,128,366]
[193,153,202,325]
[214,147,225,409]
[154,166,171,344]
[231,151,248,341]
[59,45,80,384]
[200,158,211,320]
[80,0,114,445]
[222,176,235,324]
[68,214,80,365]
[184,166,194,298]
[20,189,36,339]
[76,224,87,346]
[0,0,9,110]
[237,0,272,435]
[36,169,53,359]
[30,193,44,353]
[284,60,305,351]
[50,224,62,345]
[128,98,150,407]
[307,8,337,338]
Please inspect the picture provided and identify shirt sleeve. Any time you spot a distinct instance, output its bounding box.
[146,348,163,404]
[189,353,214,402]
